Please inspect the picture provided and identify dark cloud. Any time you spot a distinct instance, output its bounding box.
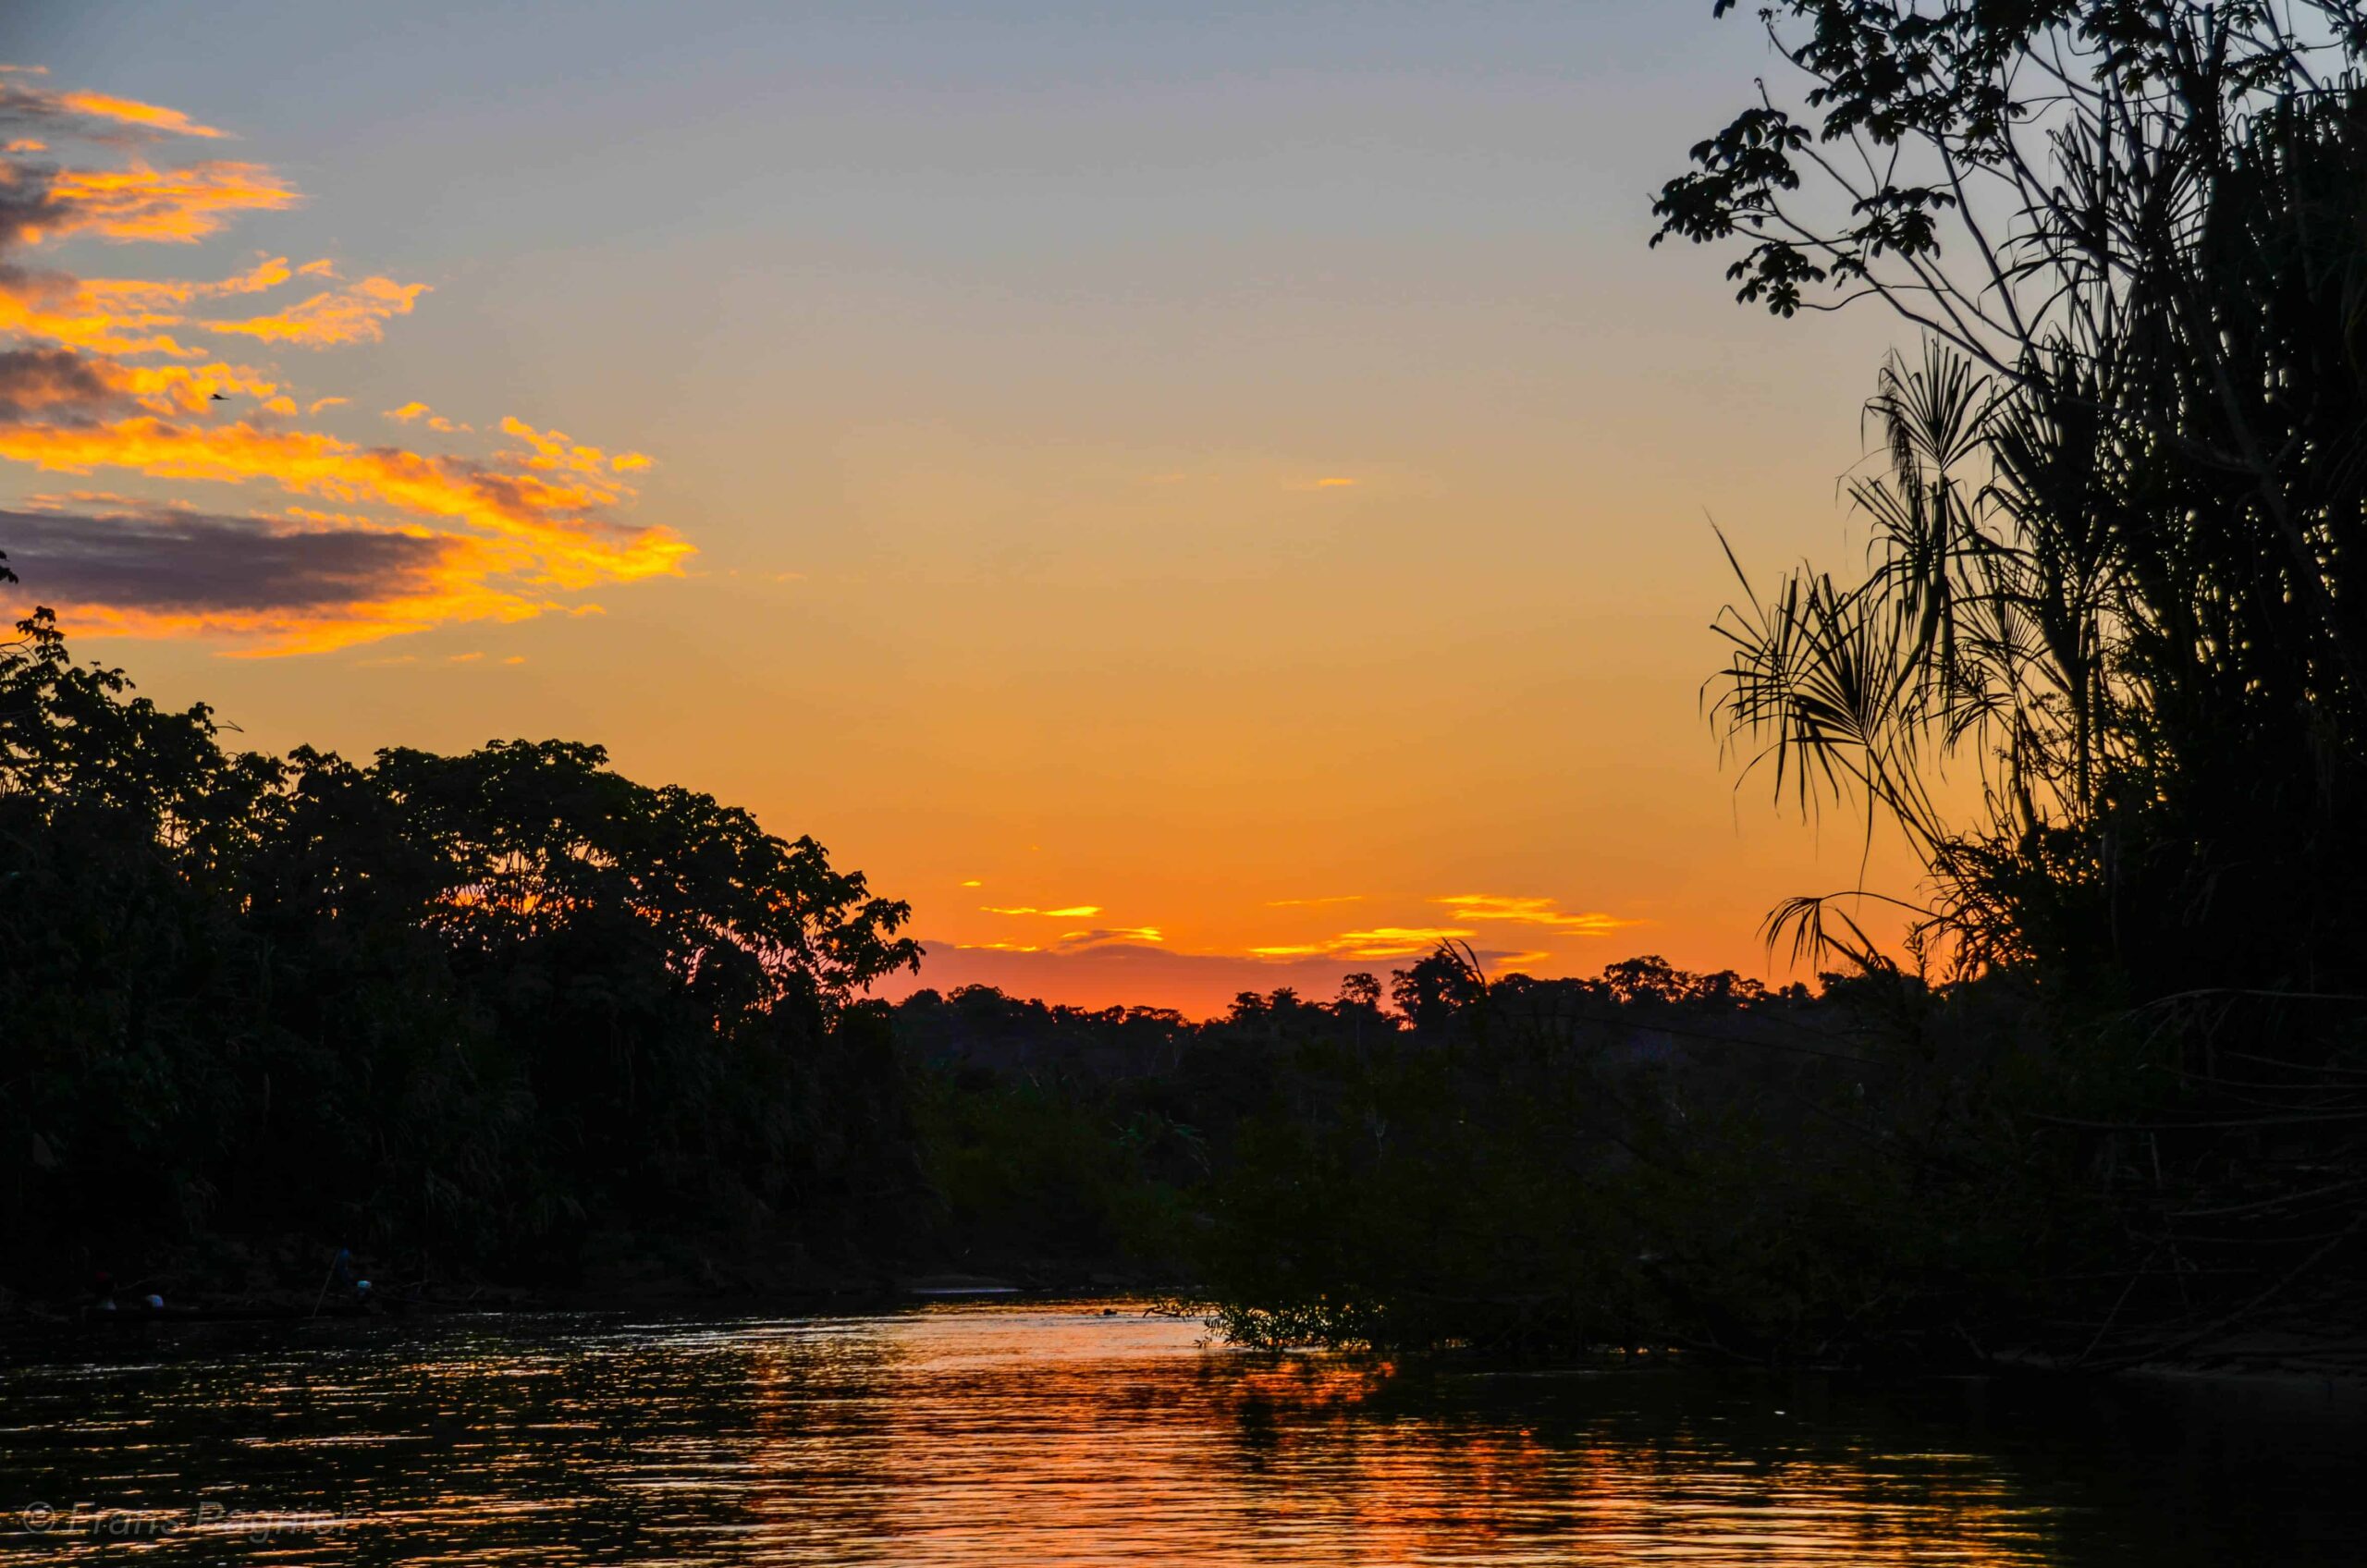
[0,506,454,615]
[0,157,62,257]
[0,347,121,422]
[0,71,229,148]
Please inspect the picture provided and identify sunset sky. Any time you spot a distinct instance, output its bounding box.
[2,3,1929,1015]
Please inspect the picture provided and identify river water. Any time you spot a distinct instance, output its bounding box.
[2,1303,2361,1564]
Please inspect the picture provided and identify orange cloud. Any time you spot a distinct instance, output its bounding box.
[20,161,297,246]
[982,904,1105,918]
[0,272,191,356]
[387,402,471,433]
[209,276,427,347]
[114,360,279,411]
[52,91,229,141]
[194,255,294,297]
[1053,926,1166,949]
[498,415,647,478]
[3,70,231,144]
[1433,894,1640,936]
[1251,925,1478,960]
[0,255,309,358]
[1,69,687,654]
[66,258,292,316]
[0,414,687,587]
[0,346,279,420]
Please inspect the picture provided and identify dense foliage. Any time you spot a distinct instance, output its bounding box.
[1662,5,2367,995]
[1650,0,2367,1361]
[889,956,2076,1364]
[0,570,923,1295]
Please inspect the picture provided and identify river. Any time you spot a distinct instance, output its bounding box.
[2,1303,2361,1563]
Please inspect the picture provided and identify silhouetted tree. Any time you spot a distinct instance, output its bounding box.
[0,600,921,1290]
[1657,0,2367,1361]
[1389,948,1486,1033]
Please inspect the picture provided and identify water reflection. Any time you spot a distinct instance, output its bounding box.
[0,1305,2359,1564]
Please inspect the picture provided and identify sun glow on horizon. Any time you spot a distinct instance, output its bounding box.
[0,11,1939,1015]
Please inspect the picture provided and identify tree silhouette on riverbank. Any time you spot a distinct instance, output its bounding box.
[1651,0,2367,1363]
[0,580,921,1295]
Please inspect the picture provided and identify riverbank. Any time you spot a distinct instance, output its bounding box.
[0,1241,1188,1333]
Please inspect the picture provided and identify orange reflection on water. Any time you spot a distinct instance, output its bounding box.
[6,1304,2361,1565]
[728,1305,2058,1566]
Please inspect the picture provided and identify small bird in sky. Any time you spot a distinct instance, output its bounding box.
[210,391,228,400]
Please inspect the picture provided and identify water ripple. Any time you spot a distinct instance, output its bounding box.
[0,1305,2359,1564]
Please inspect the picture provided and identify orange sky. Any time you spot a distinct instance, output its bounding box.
[0,15,1937,1016]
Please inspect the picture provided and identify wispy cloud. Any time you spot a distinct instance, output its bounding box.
[1434,894,1640,937]
[1053,926,1164,949]
[0,68,230,143]
[383,398,466,432]
[9,160,297,249]
[982,904,1104,919]
[208,276,425,347]
[1240,899,1636,963]
[1251,925,1478,961]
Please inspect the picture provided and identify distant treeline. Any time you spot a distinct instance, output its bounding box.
[894,950,1827,1288]
[895,957,2107,1363]
[899,946,2359,1366]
